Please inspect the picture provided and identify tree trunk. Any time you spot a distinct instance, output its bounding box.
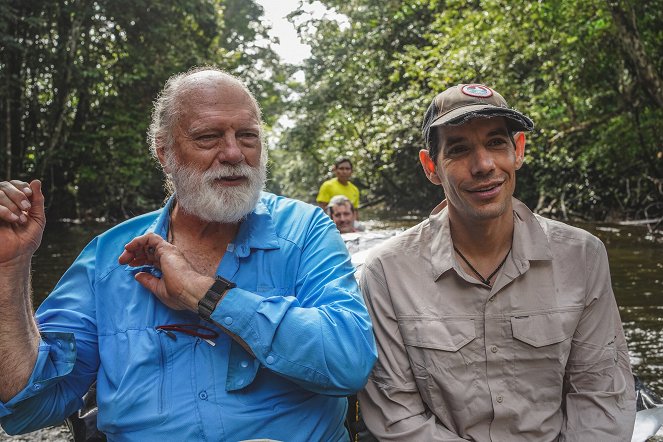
[608,1,663,109]
[37,1,87,179]
[3,94,9,181]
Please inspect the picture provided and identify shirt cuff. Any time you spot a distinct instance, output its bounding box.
[0,332,76,417]
[211,288,263,344]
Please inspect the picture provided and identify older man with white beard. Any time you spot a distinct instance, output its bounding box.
[0,67,377,441]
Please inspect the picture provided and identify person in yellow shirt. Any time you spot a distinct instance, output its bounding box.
[317,157,360,214]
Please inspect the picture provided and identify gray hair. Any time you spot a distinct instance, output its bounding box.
[147,66,262,160]
[327,194,355,216]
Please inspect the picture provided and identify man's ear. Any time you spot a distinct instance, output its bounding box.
[419,149,441,185]
[514,132,526,170]
[155,140,169,172]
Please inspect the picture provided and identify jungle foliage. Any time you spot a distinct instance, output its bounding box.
[274,0,663,221]
[1,0,661,222]
[0,0,287,220]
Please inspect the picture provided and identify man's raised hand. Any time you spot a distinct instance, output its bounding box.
[119,233,214,312]
[0,180,46,265]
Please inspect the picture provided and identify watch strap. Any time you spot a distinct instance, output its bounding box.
[198,276,236,320]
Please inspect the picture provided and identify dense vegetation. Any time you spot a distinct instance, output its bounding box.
[1,0,661,222]
[275,0,663,221]
[0,0,288,219]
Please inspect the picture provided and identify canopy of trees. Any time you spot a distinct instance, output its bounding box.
[274,0,663,221]
[0,0,288,219]
[1,0,661,222]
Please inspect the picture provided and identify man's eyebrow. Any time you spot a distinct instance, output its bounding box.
[486,127,510,137]
[187,124,217,134]
[444,135,466,146]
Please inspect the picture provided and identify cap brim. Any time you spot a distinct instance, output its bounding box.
[430,104,534,132]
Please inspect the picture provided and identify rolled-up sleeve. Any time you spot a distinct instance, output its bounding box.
[0,240,100,435]
[0,332,80,433]
[561,240,636,441]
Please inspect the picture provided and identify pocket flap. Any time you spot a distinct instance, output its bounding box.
[400,319,475,351]
[511,310,579,348]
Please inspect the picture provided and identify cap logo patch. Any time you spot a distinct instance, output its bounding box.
[461,84,493,98]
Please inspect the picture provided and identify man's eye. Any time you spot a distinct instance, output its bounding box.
[239,132,259,139]
[447,146,468,156]
[196,134,217,141]
[488,138,508,147]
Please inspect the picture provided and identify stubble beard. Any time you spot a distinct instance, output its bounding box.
[446,175,513,223]
[165,149,267,224]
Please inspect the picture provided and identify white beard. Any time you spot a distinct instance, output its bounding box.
[165,150,267,224]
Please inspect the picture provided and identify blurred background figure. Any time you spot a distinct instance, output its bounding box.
[328,195,362,233]
[317,157,360,218]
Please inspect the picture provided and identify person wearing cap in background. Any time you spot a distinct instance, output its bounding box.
[357,83,636,441]
[317,157,360,217]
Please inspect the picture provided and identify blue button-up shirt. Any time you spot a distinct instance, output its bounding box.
[0,192,377,441]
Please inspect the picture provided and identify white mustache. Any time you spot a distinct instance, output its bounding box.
[202,163,254,181]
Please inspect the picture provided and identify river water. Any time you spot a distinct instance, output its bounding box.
[30,217,663,393]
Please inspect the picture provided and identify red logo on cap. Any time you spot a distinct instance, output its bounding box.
[461,84,493,98]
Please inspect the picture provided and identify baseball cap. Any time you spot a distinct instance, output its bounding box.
[422,84,534,150]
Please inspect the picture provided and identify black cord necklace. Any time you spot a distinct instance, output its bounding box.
[453,246,511,286]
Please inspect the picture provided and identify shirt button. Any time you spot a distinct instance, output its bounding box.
[33,383,42,391]
[237,379,244,386]
[224,316,233,326]
[488,296,495,302]
[491,346,498,353]
[56,340,63,348]
[199,390,208,400]
[240,360,249,368]
[496,395,503,403]
[265,355,275,365]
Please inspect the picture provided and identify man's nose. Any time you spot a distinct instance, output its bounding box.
[216,134,245,165]
[471,147,495,175]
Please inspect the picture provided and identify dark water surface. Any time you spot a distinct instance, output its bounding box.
[31,216,663,391]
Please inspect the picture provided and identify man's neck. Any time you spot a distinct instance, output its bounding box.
[448,209,514,263]
[168,203,241,277]
[170,204,240,246]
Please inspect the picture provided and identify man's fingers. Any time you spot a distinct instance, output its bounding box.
[134,272,163,296]
[0,181,33,222]
[0,205,20,223]
[27,180,45,226]
[119,233,167,265]
[9,180,32,195]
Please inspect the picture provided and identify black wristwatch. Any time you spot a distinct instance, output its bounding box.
[198,276,236,320]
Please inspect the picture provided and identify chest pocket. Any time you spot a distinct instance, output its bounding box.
[509,309,582,400]
[97,328,173,433]
[510,309,581,348]
[399,318,476,376]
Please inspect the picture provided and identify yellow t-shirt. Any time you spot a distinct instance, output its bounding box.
[316,178,360,208]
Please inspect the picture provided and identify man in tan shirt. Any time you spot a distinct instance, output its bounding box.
[358,84,636,441]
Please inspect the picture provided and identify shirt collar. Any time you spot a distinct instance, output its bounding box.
[428,199,454,280]
[231,194,280,258]
[144,195,175,239]
[427,197,552,281]
[144,194,280,258]
[511,198,553,262]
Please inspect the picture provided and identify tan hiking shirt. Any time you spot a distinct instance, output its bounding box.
[358,198,635,441]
